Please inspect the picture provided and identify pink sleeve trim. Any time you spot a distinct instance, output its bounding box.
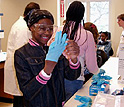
[69,63,80,69]
[39,71,50,80]
[62,101,65,106]
[36,75,47,84]
[69,58,80,69]
[69,58,79,66]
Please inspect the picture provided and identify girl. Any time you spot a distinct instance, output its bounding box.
[62,1,98,102]
[14,9,81,107]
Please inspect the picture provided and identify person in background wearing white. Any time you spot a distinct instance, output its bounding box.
[116,14,124,57]
[4,2,40,107]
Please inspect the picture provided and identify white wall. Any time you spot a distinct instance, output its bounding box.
[0,0,124,57]
[110,0,124,56]
[0,0,57,52]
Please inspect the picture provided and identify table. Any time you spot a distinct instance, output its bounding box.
[64,57,124,107]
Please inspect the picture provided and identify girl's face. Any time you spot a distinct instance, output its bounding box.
[100,33,107,42]
[30,19,53,46]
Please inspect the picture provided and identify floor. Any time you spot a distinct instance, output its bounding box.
[0,102,13,107]
[0,97,13,107]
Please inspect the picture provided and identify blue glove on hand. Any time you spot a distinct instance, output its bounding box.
[46,31,68,62]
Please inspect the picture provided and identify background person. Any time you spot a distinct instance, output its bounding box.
[14,9,81,107]
[84,22,109,67]
[83,22,100,82]
[62,1,98,102]
[84,22,99,45]
[97,31,112,59]
[116,14,124,57]
[4,2,40,107]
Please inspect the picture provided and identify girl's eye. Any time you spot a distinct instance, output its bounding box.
[39,26,46,31]
[49,27,53,31]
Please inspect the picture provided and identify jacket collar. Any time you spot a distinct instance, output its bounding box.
[29,39,40,46]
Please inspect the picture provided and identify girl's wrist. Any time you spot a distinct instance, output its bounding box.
[44,60,57,75]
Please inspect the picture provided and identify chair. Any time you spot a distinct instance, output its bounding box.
[97,55,103,68]
[97,49,108,67]
[106,31,111,40]
[109,48,114,56]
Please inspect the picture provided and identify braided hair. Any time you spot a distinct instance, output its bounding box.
[62,1,85,40]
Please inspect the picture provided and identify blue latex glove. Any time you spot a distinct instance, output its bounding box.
[101,75,112,80]
[92,75,99,80]
[97,79,110,86]
[77,102,92,107]
[103,81,110,85]
[91,80,98,85]
[75,95,92,103]
[46,31,67,62]
[75,95,92,107]
[98,69,105,76]
[96,79,105,86]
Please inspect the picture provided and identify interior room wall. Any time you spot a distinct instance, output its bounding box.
[0,0,124,57]
[110,0,124,56]
[0,0,57,52]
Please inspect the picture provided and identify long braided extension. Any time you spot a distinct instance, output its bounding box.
[62,1,87,45]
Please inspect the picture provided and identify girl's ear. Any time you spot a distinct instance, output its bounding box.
[30,26,35,32]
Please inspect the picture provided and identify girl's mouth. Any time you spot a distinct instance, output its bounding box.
[42,36,49,41]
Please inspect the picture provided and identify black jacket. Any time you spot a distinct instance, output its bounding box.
[14,43,81,107]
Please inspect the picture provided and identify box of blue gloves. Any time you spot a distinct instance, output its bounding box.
[89,69,112,96]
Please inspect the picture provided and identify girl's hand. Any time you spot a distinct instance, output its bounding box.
[64,40,80,63]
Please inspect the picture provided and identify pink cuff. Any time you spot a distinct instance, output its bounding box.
[36,76,47,84]
[36,70,51,85]
[69,58,79,66]
[62,101,65,106]
[40,70,52,78]
[69,58,80,69]
[69,63,80,69]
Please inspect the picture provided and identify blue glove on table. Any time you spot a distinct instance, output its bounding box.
[46,31,68,62]
[98,69,105,76]
[77,102,92,107]
[75,95,92,107]
[92,75,99,80]
[101,75,112,80]
[97,79,110,86]
[75,95,92,103]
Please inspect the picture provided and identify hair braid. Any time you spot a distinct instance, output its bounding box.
[62,1,85,41]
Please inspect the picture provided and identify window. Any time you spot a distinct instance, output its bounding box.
[89,1,109,32]
[66,0,110,32]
